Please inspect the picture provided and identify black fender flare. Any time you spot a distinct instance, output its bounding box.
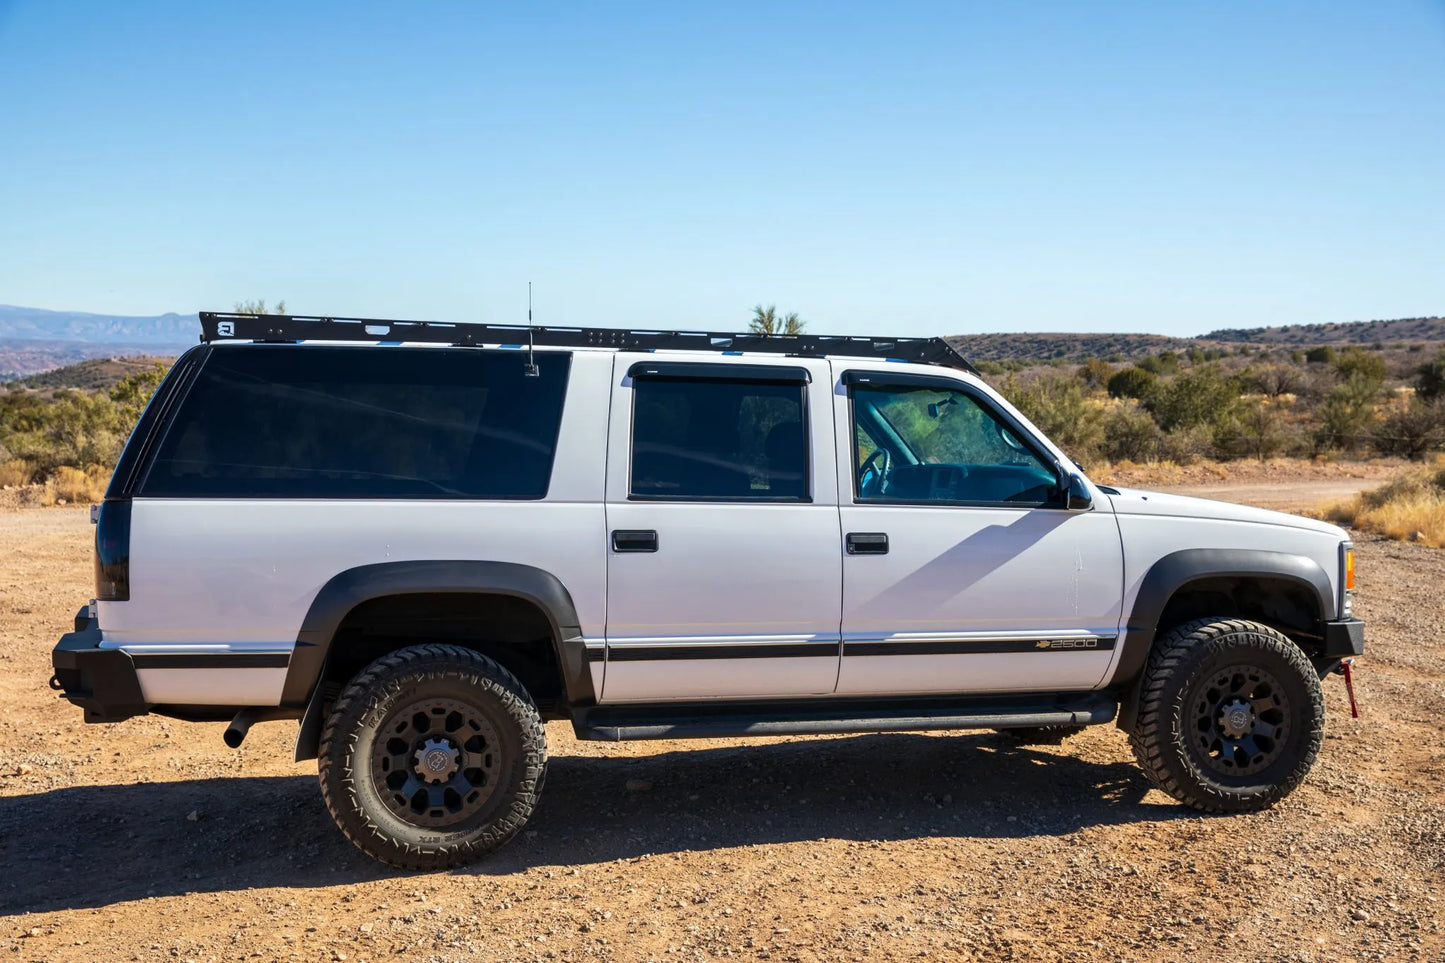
[1109,548,1334,728]
[283,560,593,760]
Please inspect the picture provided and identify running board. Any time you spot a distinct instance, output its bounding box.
[573,693,1117,742]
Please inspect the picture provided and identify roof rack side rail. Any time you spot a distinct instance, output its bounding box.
[198,311,978,375]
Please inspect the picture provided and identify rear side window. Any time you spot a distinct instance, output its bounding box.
[630,377,808,500]
[142,346,570,498]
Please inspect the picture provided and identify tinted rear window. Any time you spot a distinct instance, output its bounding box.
[142,346,569,498]
[630,377,808,500]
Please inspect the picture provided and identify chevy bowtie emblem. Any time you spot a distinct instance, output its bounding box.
[1036,640,1053,649]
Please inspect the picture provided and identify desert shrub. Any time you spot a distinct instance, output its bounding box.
[1076,358,1114,390]
[1374,399,1445,460]
[1417,349,1445,402]
[1143,365,1240,433]
[1312,372,1382,455]
[1332,348,1388,390]
[0,362,167,483]
[1304,345,1336,365]
[1226,397,1292,462]
[1158,424,1216,465]
[1004,372,1105,465]
[1107,367,1157,401]
[1324,457,1445,547]
[1135,351,1180,376]
[1240,364,1303,398]
[1101,402,1164,463]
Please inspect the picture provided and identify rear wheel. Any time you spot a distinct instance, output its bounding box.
[1129,618,1323,812]
[318,644,547,869]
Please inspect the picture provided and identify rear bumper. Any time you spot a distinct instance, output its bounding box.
[50,606,148,723]
[1322,618,1365,659]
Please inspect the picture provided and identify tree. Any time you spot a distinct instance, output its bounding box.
[1107,367,1158,401]
[1416,348,1445,402]
[1332,348,1387,389]
[1142,365,1239,432]
[1374,399,1445,460]
[749,304,804,336]
[1075,358,1114,390]
[234,299,287,315]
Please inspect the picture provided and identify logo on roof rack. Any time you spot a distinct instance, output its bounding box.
[216,321,234,337]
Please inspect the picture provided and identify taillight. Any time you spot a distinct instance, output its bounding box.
[1340,543,1355,617]
[95,499,132,601]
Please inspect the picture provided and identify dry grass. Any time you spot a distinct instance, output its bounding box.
[0,458,35,488]
[1320,456,1445,548]
[55,465,110,503]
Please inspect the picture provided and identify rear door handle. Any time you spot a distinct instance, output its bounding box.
[612,529,658,553]
[846,532,889,555]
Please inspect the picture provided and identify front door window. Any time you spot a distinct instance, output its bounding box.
[852,385,1057,505]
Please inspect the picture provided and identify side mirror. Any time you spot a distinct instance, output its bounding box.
[1065,473,1093,512]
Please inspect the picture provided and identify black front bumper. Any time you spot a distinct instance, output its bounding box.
[51,606,148,723]
[1322,618,1366,659]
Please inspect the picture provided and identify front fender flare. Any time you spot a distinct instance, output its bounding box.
[1109,548,1333,727]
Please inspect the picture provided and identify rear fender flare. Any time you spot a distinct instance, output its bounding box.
[282,560,592,757]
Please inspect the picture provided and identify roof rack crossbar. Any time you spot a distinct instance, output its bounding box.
[198,311,977,374]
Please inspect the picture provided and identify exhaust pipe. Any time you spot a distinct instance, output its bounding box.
[224,707,302,748]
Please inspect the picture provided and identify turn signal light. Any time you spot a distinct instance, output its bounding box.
[1344,549,1355,591]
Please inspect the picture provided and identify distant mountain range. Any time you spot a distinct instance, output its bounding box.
[0,305,198,344]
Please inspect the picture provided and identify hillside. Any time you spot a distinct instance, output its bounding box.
[949,316,1445,364]
[9,355,175,390]
[0,339,189,382]
[1205,316,1445,346]
[947,331,1207,364]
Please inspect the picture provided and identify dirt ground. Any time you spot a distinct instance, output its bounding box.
[2,484,1442,962]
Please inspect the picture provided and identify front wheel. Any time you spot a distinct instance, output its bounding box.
[318,644,547,869]
[1129,618,1324,813]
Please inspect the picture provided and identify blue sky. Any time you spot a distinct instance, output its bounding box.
[1,1,1441,337]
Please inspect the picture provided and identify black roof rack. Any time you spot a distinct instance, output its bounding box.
[198,311,977,375]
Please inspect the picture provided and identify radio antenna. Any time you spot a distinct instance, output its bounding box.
[524,281,539,377]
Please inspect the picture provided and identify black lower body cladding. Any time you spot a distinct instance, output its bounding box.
[1322,618,1365,658]
[51,607,148,723]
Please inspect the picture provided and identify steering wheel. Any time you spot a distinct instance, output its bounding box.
[858,448,891,497]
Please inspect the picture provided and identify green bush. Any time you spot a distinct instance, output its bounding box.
[1107,367,1157,401]
[1100,402,1163,462]
[1332,348,1387,389]
[1143,365,1240,433]
[1374,399,1445,460]
[1417,348,1445,402]
[0,362,167,482]
[1004,372,1105,465]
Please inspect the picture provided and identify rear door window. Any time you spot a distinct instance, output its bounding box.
[629,375,809,501]
[142,346,570,498]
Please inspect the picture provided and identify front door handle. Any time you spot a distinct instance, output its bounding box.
[846,532,889,555]
[612,529,658,553]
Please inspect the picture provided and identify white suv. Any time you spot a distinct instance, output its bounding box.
[51,311,1365,868]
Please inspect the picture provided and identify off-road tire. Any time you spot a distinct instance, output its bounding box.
[318,644,547,869]
[1129,618,1323,813]
[1001,725,1085,746]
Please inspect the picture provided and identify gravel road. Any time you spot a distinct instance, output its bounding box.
[1,498,1441,962]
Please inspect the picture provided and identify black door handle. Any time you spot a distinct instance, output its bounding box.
[612,529,658,553]
[846,532,889,555]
